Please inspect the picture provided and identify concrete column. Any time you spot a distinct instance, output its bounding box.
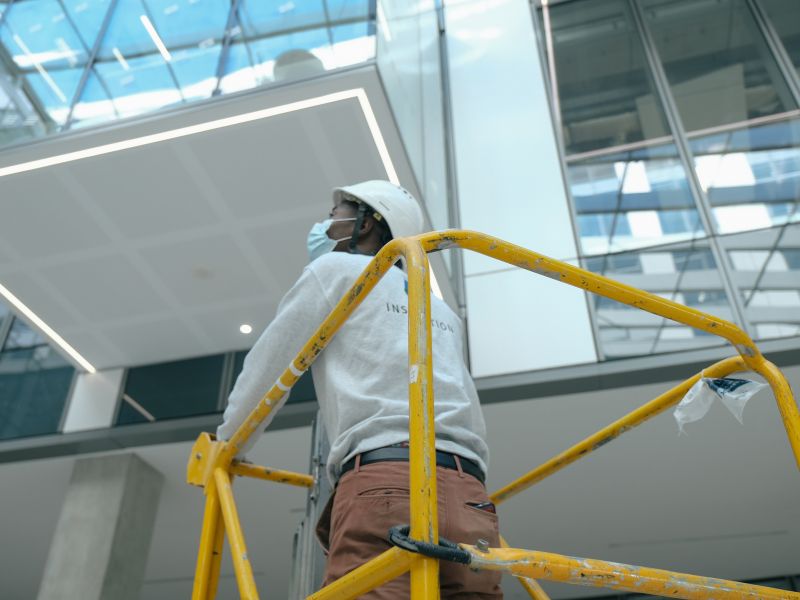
[37,453,163,600]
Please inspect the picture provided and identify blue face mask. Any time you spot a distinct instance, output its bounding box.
[307,218,356,263]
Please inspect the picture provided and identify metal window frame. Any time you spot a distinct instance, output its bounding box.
[749,0,800,106]
[0,309,13,350]
[55,367,80,434]
[0,0,55,130]
[434,0,468,318]
[211,0,242,98]
[529,0,800,357]
[628,0,752,334]
[630,0,800,340]
[0,315,77,437]
[2,0,378,135]
[63,0,120,128]
[529,0,633,362]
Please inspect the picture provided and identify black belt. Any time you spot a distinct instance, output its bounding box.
[340,447,485,484]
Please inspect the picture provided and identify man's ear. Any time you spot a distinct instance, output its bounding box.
[360,215,375,236]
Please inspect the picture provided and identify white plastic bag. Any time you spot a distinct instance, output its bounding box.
[673,374,767,434]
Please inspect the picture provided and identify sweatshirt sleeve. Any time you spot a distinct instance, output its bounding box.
[216,263,335,457]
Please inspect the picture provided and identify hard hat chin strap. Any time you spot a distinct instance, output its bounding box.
[348,203,369,253]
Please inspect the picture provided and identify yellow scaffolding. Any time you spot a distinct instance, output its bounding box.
[187,230,800,600]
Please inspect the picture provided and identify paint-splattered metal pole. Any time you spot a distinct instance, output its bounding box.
[185,230,800,600]
[462,544,800,599]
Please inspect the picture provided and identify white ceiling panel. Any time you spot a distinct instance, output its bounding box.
[97,317,210,365]
[0,237,17,263]
[184,117,328,220]
[139,234,270,307]
[38,254,168,323]
[54,154,222,241]
[0,67,428,370]
[193,300,278,353]
[242,217,314,292]
[0,170,113,260]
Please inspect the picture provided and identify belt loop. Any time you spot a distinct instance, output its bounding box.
[355,454,362,473]
[453,454,465,478]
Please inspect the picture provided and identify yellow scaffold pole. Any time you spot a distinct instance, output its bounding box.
[461,544,800,600]
[490,355,745,504]
[416,230,800,470]
[404,238,441,599]
[185,229,800,600]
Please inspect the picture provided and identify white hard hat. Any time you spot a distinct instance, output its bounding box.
[332,180,426,239]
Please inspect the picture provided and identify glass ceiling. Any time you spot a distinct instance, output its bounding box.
[0,0,375,147]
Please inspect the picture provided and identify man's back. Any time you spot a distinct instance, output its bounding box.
[217,252,488,483]
[306,252,489,482]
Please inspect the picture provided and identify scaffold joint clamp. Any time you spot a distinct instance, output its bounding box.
[387,525,472,565]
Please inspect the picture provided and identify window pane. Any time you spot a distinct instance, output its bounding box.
[217,41,259,93]
[546,0,670,155]
[0,319,74,440]
[62,0,114,49]
[0,60,49,145]
[169,43,223,100]
[245,27,331,82]
[138,0,229,99]
[94,0,182,117]
[568,142,704,255]
[226,1,374,89]
[116,354,224,425]
[583,241,732,358]
[238,0,327,37]
[641,0,797,131]
[94,53,181,118]
[327,0,370,21]
[688,117,800,234]
[69,68,116,127]
[22,66,82,124]
[2,1,90,70]
[0,0,89,123]
[4,317,43,349]
[141,0,228,49]
[97,0,164,58]
[760,0,800,78]
[721,223,800,341]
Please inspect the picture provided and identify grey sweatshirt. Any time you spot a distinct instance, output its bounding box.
[217,251,489,484]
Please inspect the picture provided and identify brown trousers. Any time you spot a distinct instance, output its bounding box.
[316,461,503,599]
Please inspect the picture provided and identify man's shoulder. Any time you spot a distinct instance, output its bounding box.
[307,252,376,279]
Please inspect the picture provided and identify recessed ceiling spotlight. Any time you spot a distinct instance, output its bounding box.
[239,324,253,334]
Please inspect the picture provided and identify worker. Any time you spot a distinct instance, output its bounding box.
[217,180,502,598]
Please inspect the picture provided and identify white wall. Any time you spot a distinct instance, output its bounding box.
[445,0,597,377]
[61,368,123,433]
[483,364,800,597]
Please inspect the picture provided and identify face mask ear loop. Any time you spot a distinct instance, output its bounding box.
[348,203,369,253]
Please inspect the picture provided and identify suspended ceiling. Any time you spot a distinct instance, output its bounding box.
[0,66,445,370]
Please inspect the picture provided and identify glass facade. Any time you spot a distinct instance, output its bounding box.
[0,0,375,144]
[113,348,318,426]
[760,0,800,78]
[0,308,75,440]
[539,0,800,359]
[116,353,226,425]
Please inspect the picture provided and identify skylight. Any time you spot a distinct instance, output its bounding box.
[0,0,375,145]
